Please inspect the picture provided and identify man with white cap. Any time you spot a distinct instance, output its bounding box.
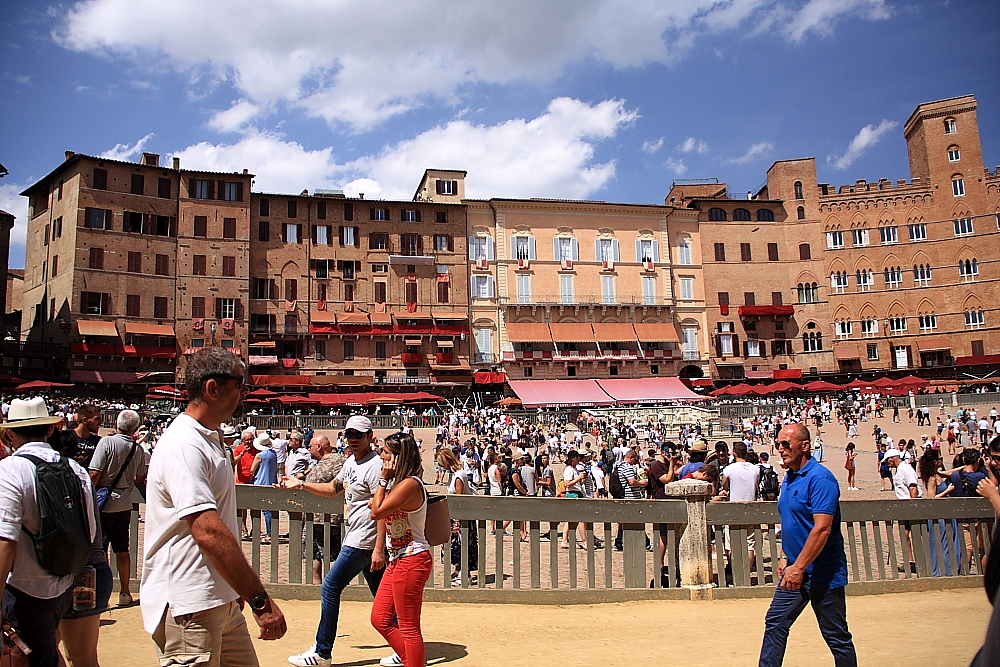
[251,433,278,543]
[278,415,388,667]
[884,448,921,499]
[0,397,97,667]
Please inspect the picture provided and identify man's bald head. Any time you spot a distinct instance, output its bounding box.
[310,434,332,457]
[781,422,810,443]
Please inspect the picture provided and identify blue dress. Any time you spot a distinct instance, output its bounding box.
[254,449,278,534]
[929,480,962,577]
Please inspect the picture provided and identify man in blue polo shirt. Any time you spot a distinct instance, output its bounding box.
[759,422,857,667]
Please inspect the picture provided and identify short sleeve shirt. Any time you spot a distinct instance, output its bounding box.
[337,450,383,550]
[618,462,642,499]
[89,433,150,513]
[648,459,670,499]
[777,457,848,589]
[306,452,345,485]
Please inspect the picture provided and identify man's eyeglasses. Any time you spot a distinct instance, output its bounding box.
[208,374,246,388]
[345,430,368,440]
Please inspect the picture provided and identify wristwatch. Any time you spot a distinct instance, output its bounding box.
[249,592,269,612]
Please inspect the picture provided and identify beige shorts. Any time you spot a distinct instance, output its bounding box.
[152,600,258,667]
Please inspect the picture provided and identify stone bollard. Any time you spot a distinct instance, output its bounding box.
[664,478,713,598]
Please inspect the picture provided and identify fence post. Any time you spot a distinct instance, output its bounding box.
[664,479,713,598]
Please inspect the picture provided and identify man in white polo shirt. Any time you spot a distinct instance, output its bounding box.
[141,348,286,666]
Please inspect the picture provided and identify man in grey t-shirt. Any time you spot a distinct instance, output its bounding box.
[89,409,148,606]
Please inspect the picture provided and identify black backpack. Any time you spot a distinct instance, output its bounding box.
[18,454,92,577]
[609,465,626,499]
[759,465,780,499]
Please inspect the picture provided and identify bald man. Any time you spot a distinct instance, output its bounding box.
[759,422,855,666]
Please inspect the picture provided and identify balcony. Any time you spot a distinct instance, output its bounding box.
[435,352,454,364]
[504,295,661,306]
[682,351,701,361]
[375,374,431,385]
[401,353,424,364]
[474,352,496,364]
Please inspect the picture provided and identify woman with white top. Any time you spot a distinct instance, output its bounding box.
[437,448,478,584]
[370,432,432,667]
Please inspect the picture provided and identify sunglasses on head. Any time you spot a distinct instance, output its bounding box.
[345,430,367,440]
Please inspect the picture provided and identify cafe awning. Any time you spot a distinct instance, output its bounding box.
[125,322,176,337]
[370,313,393,325]
[508,379,614,407]
[395,311,433,320]
[595,378,701,403]
[834,345,861,360]
[916,337,951,352]
[435,340,455,348]
[631,323,679,342]
[77,320,119,337]
[311,311,338,323]
[592,323,639,343]
[404,338,423,346]
[248,341,276,348]
[549,323,595,343]
[433,313,468,321]
[336,312,370,325]
[506,323,552,343]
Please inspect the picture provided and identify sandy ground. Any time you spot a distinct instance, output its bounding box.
[95,588,990,666]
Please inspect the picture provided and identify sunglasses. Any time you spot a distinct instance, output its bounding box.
[345,430,368,440]
[777,440,794,450]
[209,374,246,388]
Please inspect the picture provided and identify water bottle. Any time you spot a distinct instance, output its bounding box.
[72,565,96,611]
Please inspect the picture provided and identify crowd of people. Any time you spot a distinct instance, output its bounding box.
[3,363,1000,667]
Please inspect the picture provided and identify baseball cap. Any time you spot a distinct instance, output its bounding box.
[345,415,373,433]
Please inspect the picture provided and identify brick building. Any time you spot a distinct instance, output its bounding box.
[685,94,1000,382]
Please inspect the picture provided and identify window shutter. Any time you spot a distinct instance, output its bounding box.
[487,276,495,298]
[281,223,288,243]
[215,298,222,319]
[297,224,303,243]
[447,235,454,252]
[485,236,494,260]
[732,334,740,356]
[370,208,376,221]
[417,235,424,255]
[595,238,601,261]
[743,340,749,357]
[554,239,560,261]
[528,237,537,260]
[207,180,215,200]
[369,232,376,249]
[353,227,360,246]
[715,335,723,358]
[468,236,475,260]
[237,182,244,202]
[572,238,579,262]
[337,260,343,271]
[613,240,620,262]
[436,180,443,194]
[511,236,517,258]
[415,210,421,222]
[339,225,345,246]
[635,239,642,262]
[355,261,362,271]
[84,207,92,228]
[234,299,243,320]
[188,178,196,198]
[312,225,318,244]
[759,341,767,359]
[652,241,660,263]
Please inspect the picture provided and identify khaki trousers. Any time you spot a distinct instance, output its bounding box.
[152,601,259,667]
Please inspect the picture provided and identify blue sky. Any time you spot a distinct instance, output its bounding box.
[2,0,998,269]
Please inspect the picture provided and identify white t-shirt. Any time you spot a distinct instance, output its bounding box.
[337,450,383,550]
[488,464,502,496]
[563,465,583,493]
[271,438,289,465]
[893,462,922,500]
[590,463,606,491]
[140,414,239,634]
[723,461,760,502]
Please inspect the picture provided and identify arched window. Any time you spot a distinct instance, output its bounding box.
[797,206,805,220]
[948,145,961,162]
[756,209,774,221]
[733,208,751,221]
[952,175,965,197]
[802,332,823,352]
[913,264,932,285]
[708,208,727,221]
[966,309,985,329]
[794,181,804,199]
[944,118,957,134]
[797,282,819,304]
[960,258,979,280]
[884,266,903,287]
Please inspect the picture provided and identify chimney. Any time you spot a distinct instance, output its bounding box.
[142,152,160,167]
[243,169,248,175]
[65,151,75,161]
[172,157,180,170]
[359,193,364,199]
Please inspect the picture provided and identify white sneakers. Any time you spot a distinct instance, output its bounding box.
[288,646,399,667]
[288,646,330,667]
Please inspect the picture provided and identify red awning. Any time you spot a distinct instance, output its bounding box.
[336,312,370,325]
[506,323,552,343]
[595,378,702,403]
[77,320,119,337]
[803,380,843,392]
[744,370,774,380]
[474,371,507,384]
[773,369,803,379]
[592,323,638,343]
[251,375,312,386]
[632,323,678,342]
[125,322,176,337]
[834,345,861,360]
[738,305,795,317]
[549,323,595,343]
[956,355,1000,367]
[916,337,951,352]
[508,380,614,407]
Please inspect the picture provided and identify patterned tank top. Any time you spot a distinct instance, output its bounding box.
[385,476,429,561]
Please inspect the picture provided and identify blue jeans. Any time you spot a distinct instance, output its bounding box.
[759,583,856,667]
[316,545,385,659]
[263,510,272,536]
[929,519,963,577]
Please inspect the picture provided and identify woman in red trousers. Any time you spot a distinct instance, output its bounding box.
[370,432,432,667]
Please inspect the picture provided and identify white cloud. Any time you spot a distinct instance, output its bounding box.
[677,136,709,153]
[208,100,263,133]
[0,181,30,269]
[100,132,155,160]
[827,119,898,169]
[14,75,33,85]
[641,137,664,154]
[664,157,687,175]
[56,0,893,131]
[170,97,636,201]
[725,141,774,164]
